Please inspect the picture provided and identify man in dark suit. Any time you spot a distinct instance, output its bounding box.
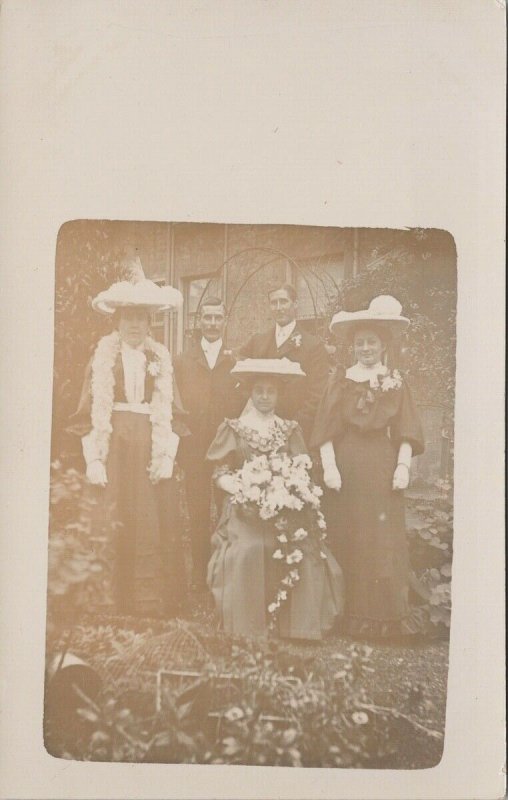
[238,283,329,443]
[174,297,241,590]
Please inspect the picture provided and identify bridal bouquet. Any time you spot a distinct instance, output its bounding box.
[227,452,328,625]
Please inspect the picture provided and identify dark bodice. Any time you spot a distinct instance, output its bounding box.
[311,371,424,456]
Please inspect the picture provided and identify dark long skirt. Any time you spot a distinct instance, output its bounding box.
[322,427,412,637]
[89,411,187,618]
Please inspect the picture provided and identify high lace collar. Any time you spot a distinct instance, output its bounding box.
[239,406,280,434]
[346,361,387,385]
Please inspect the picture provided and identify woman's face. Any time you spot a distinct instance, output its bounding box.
[251,378,279,415]
[117,308,150,347]
[353,327,385,367]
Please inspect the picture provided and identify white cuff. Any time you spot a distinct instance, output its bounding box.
[82,433,102,467]
[320,441,337,471]
[166,431,180,460]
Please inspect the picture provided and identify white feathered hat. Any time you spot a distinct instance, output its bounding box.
[329,295,410,340]
[91,255,183,315]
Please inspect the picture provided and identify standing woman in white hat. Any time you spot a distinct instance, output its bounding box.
[69,258,189,618]
[311,296,425,639]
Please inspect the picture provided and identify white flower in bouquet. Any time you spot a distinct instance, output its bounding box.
[317,511,327,530]
[268,602,279,614]
[277,533,288,543]
[272,549,284,560]
[259,506,277,521]
[292,528,308,541]
[269,456,283,473]
[286,549,303,565]
[245,485,261,503]
[271,475,286,492]
[289,569,300,581]
[277,589,288,601]
[291,454,312,469]
[285,495,304,511]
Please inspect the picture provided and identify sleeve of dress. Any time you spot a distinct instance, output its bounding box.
[287,424,309,456]
[205,421,238,466]
[390,378,425,456]
[309,370,344,448]
[65,359,93,437]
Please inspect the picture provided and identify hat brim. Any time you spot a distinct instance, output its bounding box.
[231,358,307,381]
[92,299,173,315]
[330,314,410,340]
[91,280,183,316]
[232,371,305,386]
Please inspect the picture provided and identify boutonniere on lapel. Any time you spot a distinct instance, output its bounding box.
[146,350,162,377]
[290,333,302,348]
[356,369,403,413]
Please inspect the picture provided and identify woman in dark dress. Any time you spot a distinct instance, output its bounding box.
[69,258,189,618]
[310,296,424,639]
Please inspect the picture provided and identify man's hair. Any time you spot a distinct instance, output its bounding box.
[200,296,227,314]
[267,283,297,303]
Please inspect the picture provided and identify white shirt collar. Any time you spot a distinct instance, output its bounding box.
[201,336,222,368]
[346,361,387,385]
[275,319,297,346]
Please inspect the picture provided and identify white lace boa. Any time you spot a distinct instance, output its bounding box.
[85,331,175,483]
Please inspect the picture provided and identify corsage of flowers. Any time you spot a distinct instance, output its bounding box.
[223,451,328,627]
[356,369,403,414]
[146,350,162,377]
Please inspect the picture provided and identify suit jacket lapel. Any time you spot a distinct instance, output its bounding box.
[261,327,278,357]
[276,324,303,358]
[214,344,232,371]
[190,339,211,371]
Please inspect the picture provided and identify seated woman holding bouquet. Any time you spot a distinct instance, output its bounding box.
[69,258,189,619]
[206,358,344,640]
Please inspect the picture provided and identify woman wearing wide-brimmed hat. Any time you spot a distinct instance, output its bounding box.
[69,258,189,618]
[310,296,425,639]
[205,358,344,640]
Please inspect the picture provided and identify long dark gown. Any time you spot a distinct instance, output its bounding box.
[68,350,189,618]
[310,369,424,638]
[206,418,344,640]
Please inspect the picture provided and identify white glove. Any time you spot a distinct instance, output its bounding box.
[320,441,342,492]
[392,463,410,490]
[151,456,175,483]
[86,460,108,487]
[216,473,238,494]
[323,465,342,492]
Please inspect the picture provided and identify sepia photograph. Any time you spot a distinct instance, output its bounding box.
[1,1,504,798]
[45,221,456,769]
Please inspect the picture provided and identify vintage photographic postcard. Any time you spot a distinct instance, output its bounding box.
[0,2,505,799]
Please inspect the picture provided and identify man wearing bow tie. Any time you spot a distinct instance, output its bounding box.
[174,297,241,590]
[238,284,329,442]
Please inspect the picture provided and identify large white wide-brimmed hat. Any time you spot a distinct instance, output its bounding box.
[329,295,410,340]
[231,358,306,381]
[91,256,183,315]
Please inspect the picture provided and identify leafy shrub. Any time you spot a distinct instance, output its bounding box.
[47,461,115,635]
[407,488,453,632]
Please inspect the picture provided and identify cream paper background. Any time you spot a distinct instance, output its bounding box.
[0,1,505,798]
